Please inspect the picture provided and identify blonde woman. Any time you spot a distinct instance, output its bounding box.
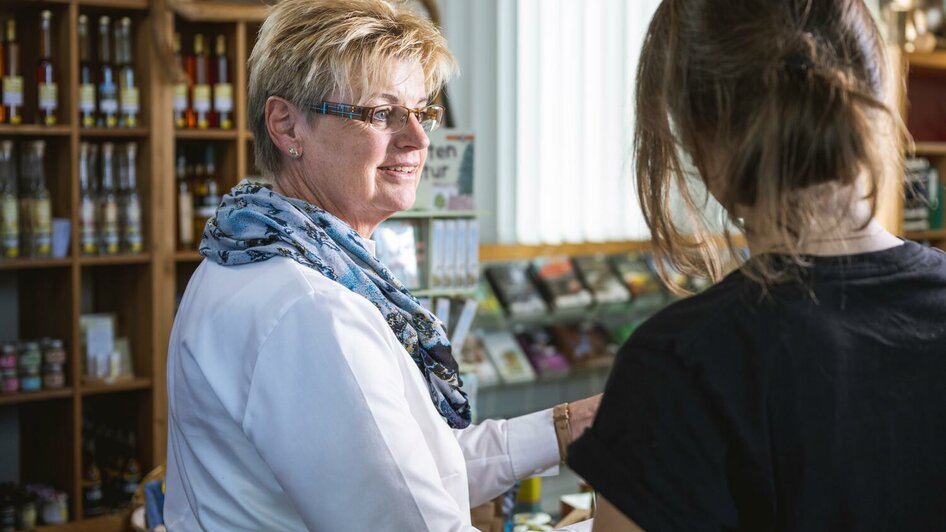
[165,1,598,530]
[569,0,946,530]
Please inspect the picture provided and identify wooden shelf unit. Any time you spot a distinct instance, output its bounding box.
[900,48,946,250]
[0,0,163,524]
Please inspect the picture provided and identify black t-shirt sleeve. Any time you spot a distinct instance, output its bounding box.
[567,342,739,531]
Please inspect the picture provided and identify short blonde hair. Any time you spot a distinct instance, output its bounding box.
[248,0,457,178]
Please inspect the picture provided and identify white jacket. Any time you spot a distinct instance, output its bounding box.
[165,255,578,531]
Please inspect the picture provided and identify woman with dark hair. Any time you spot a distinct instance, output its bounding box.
[568,0,946,530]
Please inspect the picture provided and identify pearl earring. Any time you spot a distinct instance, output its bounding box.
[288,147,301,158]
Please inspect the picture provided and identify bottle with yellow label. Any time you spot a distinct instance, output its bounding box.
[78,15,96,128]
[79,142,98,255]
[0,141,18,258]
[98,142,119,254]
[37,11,58,126]
[116,18,138,128]
[2,19,23,125]
[173,33,188,129]
[213,35,233,129]
[192,34,211,129]
[120,142,142,253]
[97,17,118,128]
[21,141,51,258]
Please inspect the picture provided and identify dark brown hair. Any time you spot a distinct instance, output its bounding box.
[636,0,904,290]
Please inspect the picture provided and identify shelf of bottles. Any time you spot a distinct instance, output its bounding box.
[0,2,156,526]
[0,10,148,266]
[172,19,242,307]
[173,29,235,133]
[77,11,144,131]
[80,398,144,520]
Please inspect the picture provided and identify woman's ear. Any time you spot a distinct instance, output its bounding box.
[265,96,305,158]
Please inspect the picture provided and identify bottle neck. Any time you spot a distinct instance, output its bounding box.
[98,27,111,64]
[39,23,52,60]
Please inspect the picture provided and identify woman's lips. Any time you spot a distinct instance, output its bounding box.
[378,165,419,181]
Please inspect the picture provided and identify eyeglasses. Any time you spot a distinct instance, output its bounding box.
[309,101,445,134]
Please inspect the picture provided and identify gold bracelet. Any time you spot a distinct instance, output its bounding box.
[553,403,571,463]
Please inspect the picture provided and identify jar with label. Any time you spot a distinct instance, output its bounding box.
[17,342,41,374]
[0,344,17,395]
[0,491,15,532]
[41,338,67,387]
[41,338,67,365]
[0,344,15,371]
[14,489,36,532]
[41,492,67,525]
[17,342,41,392]
[43,364,64,389]
[0,370,17,394]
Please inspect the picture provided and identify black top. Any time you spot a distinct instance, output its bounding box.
[568,241,946,531]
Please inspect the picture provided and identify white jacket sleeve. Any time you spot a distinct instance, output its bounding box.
[454,409,561,507]
[241,290,479,531]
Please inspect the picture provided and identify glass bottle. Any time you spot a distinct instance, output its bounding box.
[116,17,138,128]
[36,9,59,126]
[82,437,105,517]
[97,17,118,128]
[20,141,51,258]
[191,161,207,213]
[193,179,218,247]
[184,38,196,129]
[192,145,218,245]
[0,141,18,258]
[120,142,142,253]
[98,142,119,254]
[120,432,141,507]
[213,35,233,129]
[172,33,187,129]
[37,10,58,126]
[2,19,23,125]
[78,15,96,128]
[79,142,98,255]
[192,34,211,129]
[176,148,193,249]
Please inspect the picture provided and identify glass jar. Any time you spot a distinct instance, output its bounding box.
[0,370,17,394]
[41,492,67,525]
[42,363,64,389]
[0,344,15,371]
[19,375,40,392]
[17,342,41,377]
[41,339,67,365]
[14,491,36,531]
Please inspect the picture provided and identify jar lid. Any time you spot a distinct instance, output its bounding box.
[44,339,64,350]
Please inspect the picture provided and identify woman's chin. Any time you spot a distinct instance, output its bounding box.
[377,191,418,215]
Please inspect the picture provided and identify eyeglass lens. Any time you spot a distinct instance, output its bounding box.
[370,106,442,133]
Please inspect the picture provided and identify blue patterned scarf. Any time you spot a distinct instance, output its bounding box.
[200,181,471,429]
